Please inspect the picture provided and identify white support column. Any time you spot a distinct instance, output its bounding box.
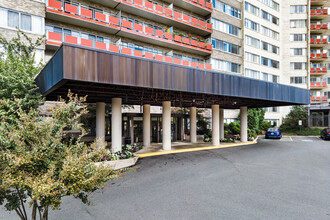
[162,101,171,151]
[111,98,122,152]
[129,117,134,145]
[220,108,224,139]
[96,102,105,148]
[240,106,248,142]
[212,105,220,146]
[190,106,197,143]
[143,104,151,147]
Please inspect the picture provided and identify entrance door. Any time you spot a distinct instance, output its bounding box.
[151,116,161,143]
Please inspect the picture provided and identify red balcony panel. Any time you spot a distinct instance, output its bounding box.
[322,96,327,99]
[316,53,321,57]
[156,29,163,37]
[191,62,197,68]
[198,63,204,69]
[134,50,143,57]
[316,24,322,29]
[155,54,163,61]
[122,47,132,55]
[323,9,327,14]
[183,14,190,22]
[316,96,321,99]
[182,37,190,44]
[311,82,315,86]
[165,32,173,40]
[322,67,327,72]
[191,17,198,25]
[198,42,205,48]
[322,38,327,43]
[206,2,212,9]
[199,0,205,5]
[144,52,153,59]
[322,53,327,57]
[109,16,119,25]
[96,42,107,50]
[311,96,315,100]
[311,53,315,57]
[134,0,143,6]
[311,39,315,43]
[122,20,132,29]
[191,39,197,47]
[81,38,93,47]
[109,45,119,53]
[316,38,321,43]
[206,23,212,30]
[65,3,78,14]
[134,23,143,32]
[174,58,181,65]
[311,68,316,72]
[49,0,62,10]
[155,4,163,13]
[182,60,189,66]
[206,64,212,70]
[65,35,78,44]
[316,68,321,72]
[48,32,62,41]
[81,8,92,18]
[316,9,321,14]
[311,9,316,14]
[95,12,106,22]
[199,20,205,27]
[174,11,182,19]
[165,56,172,63]
[322,82,327,86]
[145,1,154,9]
[206,44,212,50]
[322,24,328,29]
[174,35,182,42]
[311,24,316,29]
[145,26,154,35]
[165,8,173,16]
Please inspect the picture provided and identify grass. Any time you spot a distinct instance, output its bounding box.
[281,127,322,136]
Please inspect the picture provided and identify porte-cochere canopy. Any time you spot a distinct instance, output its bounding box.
[35,44,310,108]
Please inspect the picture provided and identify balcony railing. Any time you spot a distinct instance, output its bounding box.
[46,0,212,55]
[310,82,328,89]
[184,0,212,11]
[310,53,328,59]
[310,9,328,16]
[310,67,327,74]
[310,37,328,45]
[311,23,328,30]
[46,30,212,71]
[310,96,328,102]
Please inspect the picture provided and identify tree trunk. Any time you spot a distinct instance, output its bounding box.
[41,206,48,220]
[32,200,37,220]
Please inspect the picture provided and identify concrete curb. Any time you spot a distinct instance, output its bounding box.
[94,156,139,170]
[137,137,259,158]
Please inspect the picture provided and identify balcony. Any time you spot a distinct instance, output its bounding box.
[45,30,212,71]
[46,0,212,56]
[310,23,328,33]
[310,82,328,89]
[311,0,327,6]
[310,53,328,60]
[162,0,212,16]
[310,9,328,19]
[310,96,328,102]
[310,67,327,75]
[310,37,328,46]
[117,0,212,36]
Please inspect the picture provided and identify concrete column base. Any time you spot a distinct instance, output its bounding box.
[162,101,171,151]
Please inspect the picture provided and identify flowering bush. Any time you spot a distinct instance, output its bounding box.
[92,143,143,162]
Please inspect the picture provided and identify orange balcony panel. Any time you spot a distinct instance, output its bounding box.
[191,62,197,68]
[182,60,189,66]
[145,1,153,9]
[109,16,119,25]
[95,12,106,22]
[81,8,92,18]
[322,24,327,29]
[122,20,132,29]
[311,39,315,43]
[206,64,212,70]
[155,4,163,13]
[145,26,154,35]
[165,56,172,63]
[49,0,62,10]
[122,47,132,55]
[316,82,321,86]
[134,0,143,6]
[174,35,182,42]
[206,44,212,50]
[316,38,321,43]
[322,96,327,99]
[323,9,327,14]
[134,50,143,57]
[65,35,77,44]
[311,53,315,57]
[192,0,197,3]
[317,24,322,29]
[199,0,205,5]
[311,68,316,72]
[144,52,153,59]
[174,58,181,65]
[65,3,78,14]
[155,54,163,61]
[322,67,327,72]
[316,68,321,72]
[316,53,321,58]
[316,9,321,14]
[183,14,190,22]
[191,17,198,25]
[81,38,93,47]
[191,39,197,47]
[322,39,327,43]
[165,8,173,16]
[156,30,163,37]
[198,42,205,48]
[165,32,173,40]
[182,37,190,44]
[311,96,315,100]
[311,24,316,29]
[322,53,327,57]
[109,45,119,53]
[206,2,212,9]
[48,32,62,41]
[206,23,212,30]
[198,63,204,69]
[311,9,316,14]
[322,82,327,86]
[174,11,182,19]
[311,82,315,86]
[316,96,321,99]
[134,23,143,32]
[96,42,106,50]
[199,20,205,27]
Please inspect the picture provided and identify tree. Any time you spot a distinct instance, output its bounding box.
[0,31,44,119]
[0,93,114,220]
[238,108,265,134]
[280,106,308,130]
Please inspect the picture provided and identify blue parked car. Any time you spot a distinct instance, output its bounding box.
[320,128,330,140]
[265,128,282,139]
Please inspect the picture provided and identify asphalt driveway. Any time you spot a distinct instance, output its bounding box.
[1,137,329,220]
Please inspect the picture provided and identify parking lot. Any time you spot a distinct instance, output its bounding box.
[261,135,324,142]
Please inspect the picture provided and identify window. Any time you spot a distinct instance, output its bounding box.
[290,77,307,84]
[211,58,240,73]
[261,10,279,25]
[290,62,307,70]
[21,14,31,31]
[213,0,241,19]
[8,11,19,28]
[290,34,306,41]
[261,72,278,83]
[259,0,279,11]
[290,20,306,28]
[245,19,259,32]
[245,52,260,64]
[245,68,260,79]
[261,57,279,68]
[290,5,307,13]
[261,26,279,40]
[212,38,240,55]
[290,48,306,56]
[261,41,279,54]
[212,18,241,36]
[245,2,259,16]
[245,35,260,47]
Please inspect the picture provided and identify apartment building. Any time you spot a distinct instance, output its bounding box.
[0,0,310,149]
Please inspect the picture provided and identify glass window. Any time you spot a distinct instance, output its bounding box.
[8,11,19,28]
[245,35,260,47]
[213,0,241,19]
[212,38,240,55]
[211,58,240,73]
[290,5,307,13]
[21,14,31,31]
[245,2,259,16]
[212,18,241,37]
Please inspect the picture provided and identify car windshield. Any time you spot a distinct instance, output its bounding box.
[268,128,278,132]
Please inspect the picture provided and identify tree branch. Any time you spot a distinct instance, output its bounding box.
[15,208,25,220]
[16,187,27,220]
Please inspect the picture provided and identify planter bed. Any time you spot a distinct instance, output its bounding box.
[94,156,139,170]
